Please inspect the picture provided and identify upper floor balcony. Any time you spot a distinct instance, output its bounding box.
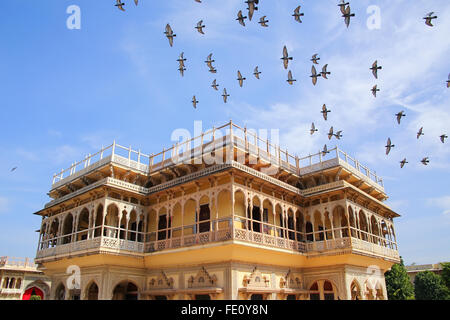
[47,121,385,205]
[0,256,37,270]
[36,195,399,263]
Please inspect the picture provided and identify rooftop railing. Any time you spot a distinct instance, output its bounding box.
[51,121,384,190]
[0,256,37,269]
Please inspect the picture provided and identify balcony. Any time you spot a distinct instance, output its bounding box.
[36,217,399,262]
[0,288,22,295]
[0,256,37,270]
[47,121,384,198]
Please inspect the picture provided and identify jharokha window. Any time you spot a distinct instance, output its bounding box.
[309,282,320,300]
[198,204,211,233]
[158,214,171,240]
[309,281,336,300]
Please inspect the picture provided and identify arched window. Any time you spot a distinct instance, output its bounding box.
[309,282,320,300]
[3,277,9,288]
[306,222,313,242]
[309,280,337,300]
[198,202,211,234]
[112,281,138,300]
[55,283,66,300]
[87,282,99,300]
[9,277,16,289]
[350,280,361,300]
[323,281,334,300]
[62,214,74,244]
[15,278,22,289]
[94,205,103,238]
[77,208,90,241]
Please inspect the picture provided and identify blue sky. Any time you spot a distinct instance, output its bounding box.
[0,0,449,265]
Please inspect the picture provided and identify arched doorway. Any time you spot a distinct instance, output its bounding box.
[55,283,66,300]
[112,281,138,300]
[86,282,99,300]
[22,287,44,300]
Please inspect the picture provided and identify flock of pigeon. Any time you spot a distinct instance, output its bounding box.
[112,0,448,170]
[15,0,441,177]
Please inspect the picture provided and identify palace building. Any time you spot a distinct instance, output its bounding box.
[33,121,400,300]
[0,256,51,300]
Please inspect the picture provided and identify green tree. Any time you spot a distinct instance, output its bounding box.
[440,262,450,291]
[414,270,448,300]
[384,258,415,300]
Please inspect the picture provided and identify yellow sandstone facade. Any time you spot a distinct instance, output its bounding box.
[34,121,400,300]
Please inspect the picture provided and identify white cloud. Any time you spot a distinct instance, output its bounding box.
[427,195,450,215]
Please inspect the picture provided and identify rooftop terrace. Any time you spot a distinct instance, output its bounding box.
[50,121,385,196]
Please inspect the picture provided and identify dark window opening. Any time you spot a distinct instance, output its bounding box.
[252,206,261,233]
[199,204,211,233]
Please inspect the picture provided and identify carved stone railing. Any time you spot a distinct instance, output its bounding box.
[36,230,398,262]
[35,236,144,260]
[0,288,23,295]
[148,229,233,253]
[351,238,399,260]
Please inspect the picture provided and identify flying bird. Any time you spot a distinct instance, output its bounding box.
[327,127,334,140]
[209,66,217,74]
[310,123,318,135]
[246,0,259,21]
[11,167,17,172]
[164,24,176,47]
[371,85,380,97]
[259,16,269,27]
[385,138,395,155]
[205,53,215,69]
[311,54,320,64]
[342,5,355,28]
[370,60,382,79]
[321,104,330,121]
[192,96,198,109]
[177,52,187,67]
[447,74,450,88]
[287,70,296,85]
[334,131,343,140]
[421,157,430,165]
[222,88,230,103]
[237,71,246,87]
[400,158,408,168]
[311,65,320,85]
[338,0,350,14]
[417,127,424,139]
[423,12,437,27]
[178,66,186,77]
[322,144,330,156]
[134,0,138,5]
[293,6,304,23]
[115,0,125,11]
[211,79,219,91]
[253,66,261,79]
[281,46,293,69]
[440,134,448,143]
[195,0,201,2]
[195,20,206,34]
[237,10,248,26]
[321,64,331,79]
[395,111,406,124]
